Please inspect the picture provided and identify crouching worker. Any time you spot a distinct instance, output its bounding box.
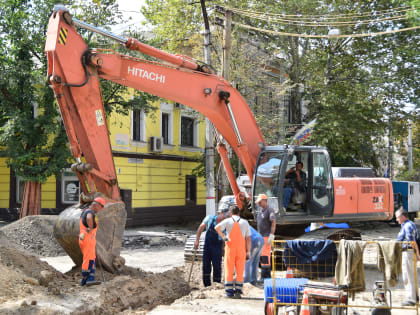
[194,208,229,287]
[244,226,264,285]
[215,205,251,299]
[79,197,105,286]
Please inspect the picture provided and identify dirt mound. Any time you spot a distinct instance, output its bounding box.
[0,241,189,314]
[0,215,65,257]
[98,268,189,313]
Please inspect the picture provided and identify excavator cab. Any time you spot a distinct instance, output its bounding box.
[253,145,334,224]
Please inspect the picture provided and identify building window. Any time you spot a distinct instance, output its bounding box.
[131,109,145,142]
[61,170,80,204]
[185,175,196,204]
[181,116,195,147]
[160,103,174,146]
[16,176,24,204]
[162,113,169,144]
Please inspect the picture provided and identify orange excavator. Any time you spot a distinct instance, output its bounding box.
[45,7,393,272]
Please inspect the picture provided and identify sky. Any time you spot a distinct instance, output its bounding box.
[113,0,147,35]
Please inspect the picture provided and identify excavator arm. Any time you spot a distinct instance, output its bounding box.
[46,8,265,271]
[46,9,265,200]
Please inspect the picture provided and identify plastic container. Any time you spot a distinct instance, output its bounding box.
[264,278,309,303]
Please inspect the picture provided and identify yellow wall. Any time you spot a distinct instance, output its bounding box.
[0,158,10,208]
[41,175,56,208]
[0,98,206,211]
[108,99,206,208]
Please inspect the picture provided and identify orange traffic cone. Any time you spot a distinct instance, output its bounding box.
[286,267,294,278]
[300,289,310,315]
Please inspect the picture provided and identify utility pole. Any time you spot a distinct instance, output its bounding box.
[408,117,413,172]
[388,126,394,179]
[222,10,232,81]
[219,9,233,199]
[200,0,216,215]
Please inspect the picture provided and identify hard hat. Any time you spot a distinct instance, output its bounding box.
[93,197,106,207]
[255,193,268,203]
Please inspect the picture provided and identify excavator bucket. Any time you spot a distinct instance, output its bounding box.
[53,201,127,272]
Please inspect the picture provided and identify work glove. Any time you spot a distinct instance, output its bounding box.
[267,234,275,246]
[79,233,85,241]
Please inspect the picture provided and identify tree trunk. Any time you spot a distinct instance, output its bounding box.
[19,181,41,218]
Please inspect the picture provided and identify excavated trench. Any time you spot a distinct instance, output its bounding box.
[0,216,193,314]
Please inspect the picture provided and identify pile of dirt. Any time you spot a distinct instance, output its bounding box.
[122,233,185,249]
[0,215,66,257]
[0,216,188,257]
[0,234,190,314]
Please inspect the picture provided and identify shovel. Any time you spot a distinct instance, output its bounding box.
[187,248,198,286]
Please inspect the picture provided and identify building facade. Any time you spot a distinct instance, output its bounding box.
[0,99,206,226]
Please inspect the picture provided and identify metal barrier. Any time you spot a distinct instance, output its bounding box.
[265,240,419,315]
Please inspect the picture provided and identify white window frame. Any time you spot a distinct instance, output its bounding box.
[16,176,24,204]
[179,110,199,150]
[61,169,81,204]
[130,109,146,146]
[160,102,174,148]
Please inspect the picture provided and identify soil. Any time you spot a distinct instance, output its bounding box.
[0,216,419,314]
[0,216,191,314]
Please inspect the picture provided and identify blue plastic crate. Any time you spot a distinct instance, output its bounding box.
[264,278,309,303]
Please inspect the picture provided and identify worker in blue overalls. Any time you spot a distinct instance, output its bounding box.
[194,208,229,286]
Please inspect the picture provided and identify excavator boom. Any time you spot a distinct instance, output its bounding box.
[45,8,264,271]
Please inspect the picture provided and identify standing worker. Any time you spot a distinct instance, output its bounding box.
[79,197,105,286]
[255,193,276,280]
[396,208,420,306]
[243,226,264,285]
[215,205,251,298]
[194,208,229,287]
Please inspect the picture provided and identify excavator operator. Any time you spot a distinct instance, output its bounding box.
[79,197,105,286]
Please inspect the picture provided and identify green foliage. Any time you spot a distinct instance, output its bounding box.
[0,0,73,182]
[141,0,419,174]
[142,0,204,53]
[0,0,159,183]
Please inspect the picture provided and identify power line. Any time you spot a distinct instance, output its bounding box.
[230,20,420,38]
[223,5,417,20]
[227,11,410,27]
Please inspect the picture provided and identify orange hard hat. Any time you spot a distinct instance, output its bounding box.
[93,197,106,207]
[255,193,268,203]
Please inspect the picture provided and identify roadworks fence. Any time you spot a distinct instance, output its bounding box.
[265,239,419,315]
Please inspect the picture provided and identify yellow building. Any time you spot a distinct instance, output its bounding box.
[0,100,206,226]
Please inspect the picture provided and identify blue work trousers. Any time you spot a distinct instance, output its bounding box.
[283,187,293,208]
[202,240,223,287]
[244,237,264,284]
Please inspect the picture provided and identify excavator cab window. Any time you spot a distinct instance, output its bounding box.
[253,151,284,213]
[307,149,334,216]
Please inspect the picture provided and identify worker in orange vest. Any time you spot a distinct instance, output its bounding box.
[215,205,251,298]
[79,197,105,286]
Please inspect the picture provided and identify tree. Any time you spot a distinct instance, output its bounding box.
[0,0,157,217]
[143,0,419,175]
[0,0,73,216]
